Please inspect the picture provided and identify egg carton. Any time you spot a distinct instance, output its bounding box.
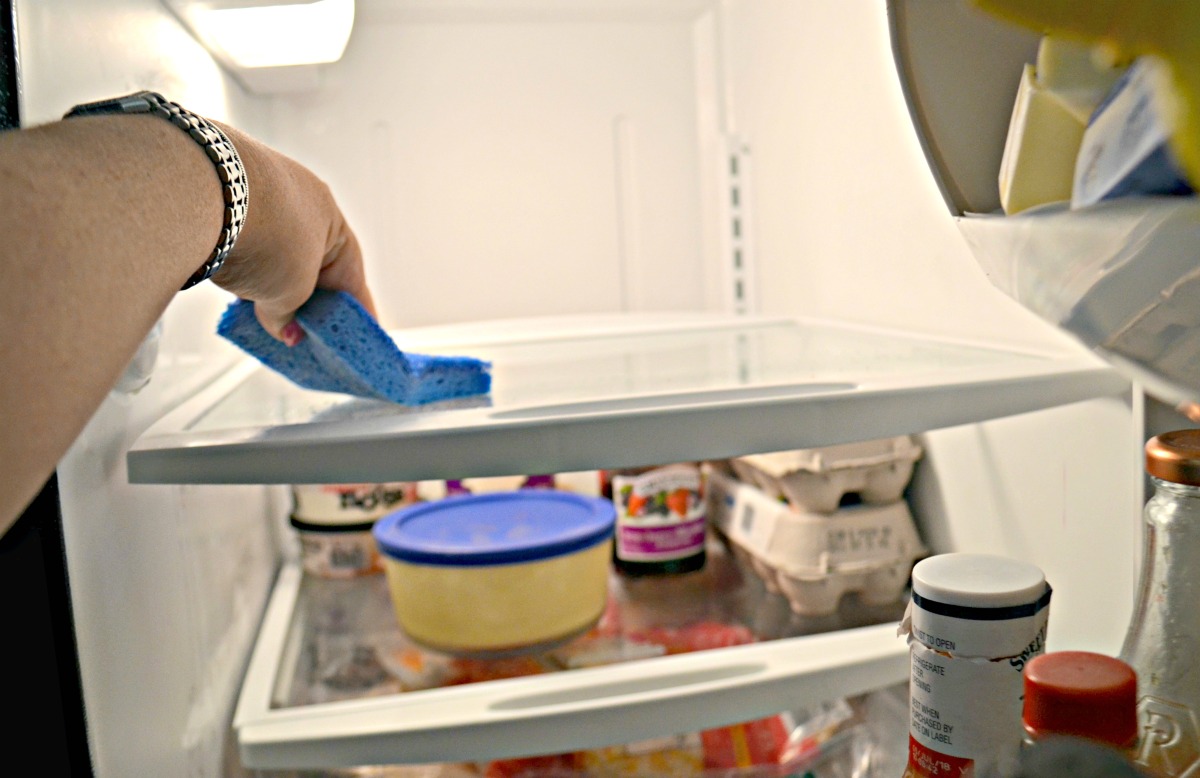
[706,468,926,616]
[729,436,922,514]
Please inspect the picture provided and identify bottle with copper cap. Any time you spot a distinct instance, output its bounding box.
[1022,651,1139,752]
[1120,428,1200,777]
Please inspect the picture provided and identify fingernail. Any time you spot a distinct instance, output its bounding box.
[281,321,306,347]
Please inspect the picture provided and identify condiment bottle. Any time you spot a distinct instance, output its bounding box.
[900,553,1051,778]
[607,463,706,576]
[1022,651,1138,756]
[1120,429,1200,777]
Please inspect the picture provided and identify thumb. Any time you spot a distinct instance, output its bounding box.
[255,301,307,347]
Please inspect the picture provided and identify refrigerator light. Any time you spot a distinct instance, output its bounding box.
[165,0,355,69]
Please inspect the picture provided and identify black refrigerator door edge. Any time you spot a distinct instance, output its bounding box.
[1,0,95,774]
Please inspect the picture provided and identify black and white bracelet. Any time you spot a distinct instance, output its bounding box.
[64,91,249,290]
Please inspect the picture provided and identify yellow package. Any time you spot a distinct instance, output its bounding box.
[974,0,1200,187]
[578,733,705,777]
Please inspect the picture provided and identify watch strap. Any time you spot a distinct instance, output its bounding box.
[64,91,249,290]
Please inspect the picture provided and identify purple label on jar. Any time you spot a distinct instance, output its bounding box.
[616,516,706,561]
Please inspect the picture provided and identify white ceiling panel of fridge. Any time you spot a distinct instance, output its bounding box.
[127,313,1127,486]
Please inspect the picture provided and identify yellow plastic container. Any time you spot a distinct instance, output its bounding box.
[374,491,616,657]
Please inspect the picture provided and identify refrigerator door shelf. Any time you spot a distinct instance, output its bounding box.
[127,313,1126,486]
[234,563,909,769]
[957,198,1200,410]
[890,0,1200,406]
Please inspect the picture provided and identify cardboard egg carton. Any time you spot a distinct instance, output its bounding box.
[729,436,922,514]
[706,468,926,616]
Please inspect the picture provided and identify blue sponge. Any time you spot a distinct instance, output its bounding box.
[217,290,492,406]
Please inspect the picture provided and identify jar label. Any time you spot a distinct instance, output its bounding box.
[613,465,706,562]
[903,735,975,778]
[298,532,383,579]
[902,618,1047,777]
[910,586,1051,659]
[293,482,418,521]
[906,640,1031,776]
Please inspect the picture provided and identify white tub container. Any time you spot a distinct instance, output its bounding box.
[290,482,419,578]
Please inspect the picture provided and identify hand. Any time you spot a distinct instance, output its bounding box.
[209,123,378,345]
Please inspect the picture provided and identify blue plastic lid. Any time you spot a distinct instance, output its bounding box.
[373,491,616,567]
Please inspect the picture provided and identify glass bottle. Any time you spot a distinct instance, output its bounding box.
[1121,428,1200,778]
[606,463,706,577]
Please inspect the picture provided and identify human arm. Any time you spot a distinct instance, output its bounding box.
[0,111,375,535]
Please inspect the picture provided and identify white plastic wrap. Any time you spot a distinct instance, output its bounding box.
[957,197,1200,406]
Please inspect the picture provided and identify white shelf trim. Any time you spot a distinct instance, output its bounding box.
[234,563,909,768]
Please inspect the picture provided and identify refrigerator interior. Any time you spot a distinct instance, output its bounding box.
[13,0,1147,775]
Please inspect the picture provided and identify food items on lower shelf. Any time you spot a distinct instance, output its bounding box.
[279,528,912,775]
[373,491,617,656]
[606,463,708,577]
[477,695,872,776]
[290,482,419,579]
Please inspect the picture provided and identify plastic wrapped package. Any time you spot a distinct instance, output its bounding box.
[474,686,912,778]
[958,197,1200,408]
[264,765,480,778]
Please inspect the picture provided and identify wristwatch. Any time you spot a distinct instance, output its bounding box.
[64,91,249,290]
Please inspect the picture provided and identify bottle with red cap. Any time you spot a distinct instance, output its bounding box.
[1021,650,1139,754]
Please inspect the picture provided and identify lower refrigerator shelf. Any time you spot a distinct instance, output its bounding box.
[233,540,911,770]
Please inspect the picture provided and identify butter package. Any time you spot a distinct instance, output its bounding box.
[1073,57,1194,208]
[999,36,1125,214]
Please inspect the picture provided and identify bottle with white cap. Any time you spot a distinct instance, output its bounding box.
[901,553,1052,778]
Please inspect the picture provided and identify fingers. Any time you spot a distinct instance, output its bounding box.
[209,127,378,344]
[252,220,376,347]
[318,223,378,319]
[254,284,316,345]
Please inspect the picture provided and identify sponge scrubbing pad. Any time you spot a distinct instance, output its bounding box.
[217,290,491,406]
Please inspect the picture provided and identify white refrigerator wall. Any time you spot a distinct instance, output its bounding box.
[721,0,1079,350]
[17,0,1142,776]
[264,0,722,329]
